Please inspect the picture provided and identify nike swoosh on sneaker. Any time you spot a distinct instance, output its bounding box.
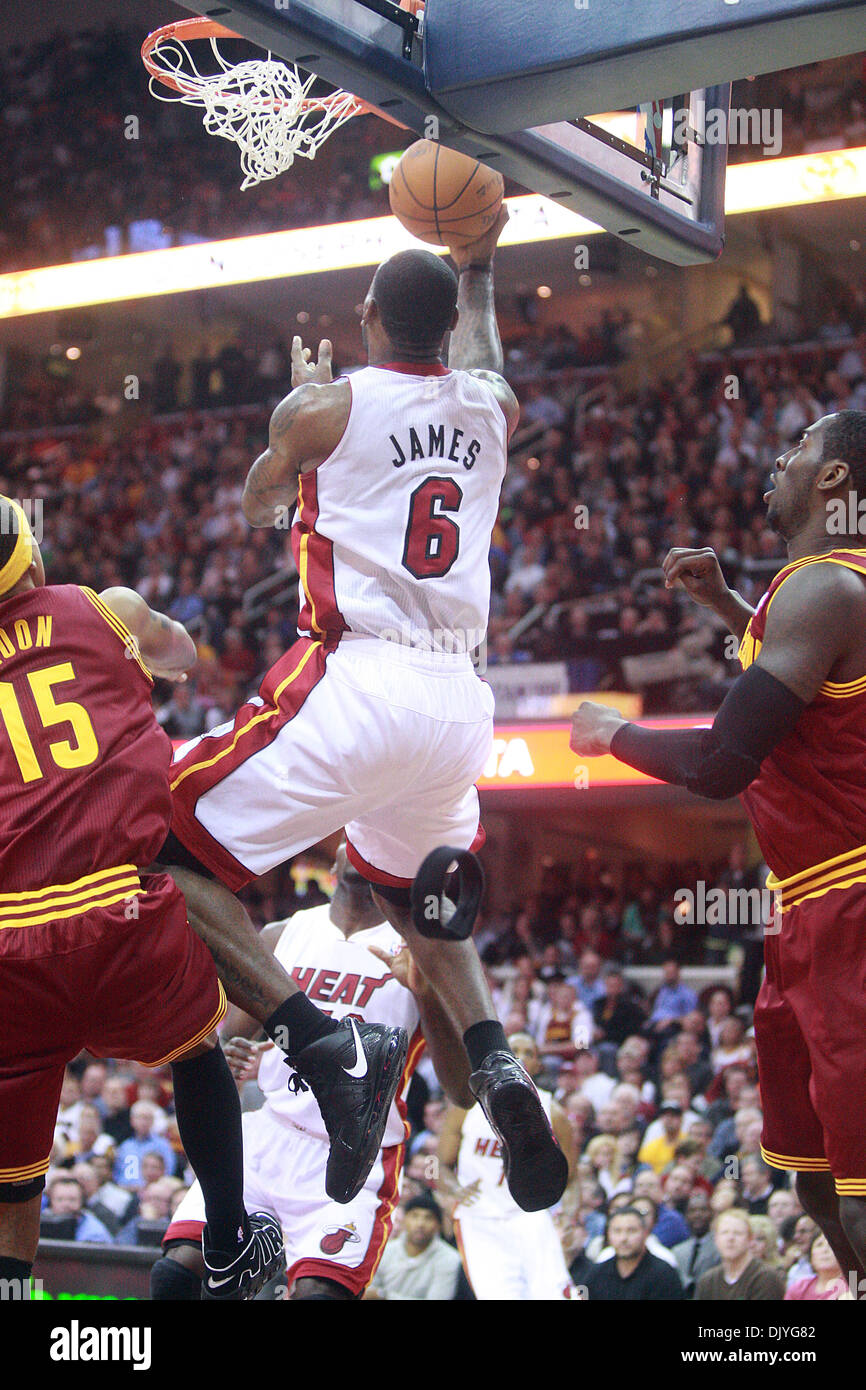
[342,1018,369,1079]
[207,1273,236,1290]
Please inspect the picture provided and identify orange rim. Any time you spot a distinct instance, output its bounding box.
[140,10,419,128]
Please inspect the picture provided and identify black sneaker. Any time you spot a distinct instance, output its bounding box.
[469,1051,569,1213]
[292,1019,409,1204]
[201,1212,286,1300]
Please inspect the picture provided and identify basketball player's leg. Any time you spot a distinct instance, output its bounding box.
[749,938,862,1274]
[153,1105,275,1301]
[0,954,72,1288]
[348,796,569,1212]
[0,1192,42,1283]
[155,850,304,1027]
[165,651,409,1057]
[292,1276,356,1300]
[88,880,284,1298]
[769,891,866,1283]
[796,1173,865,1287]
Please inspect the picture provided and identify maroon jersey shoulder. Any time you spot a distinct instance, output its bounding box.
[739,553,866,878]
[0,585,173,891]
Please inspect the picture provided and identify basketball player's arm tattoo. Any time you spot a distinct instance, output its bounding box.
[242,390,310,526]
[168,867,300,1023]
[99,587,196,677]
[449,266,504,374]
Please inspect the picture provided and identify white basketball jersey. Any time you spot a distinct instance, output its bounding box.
[255,904,424,1149]
[457,1089,556,1217]
[293,364,508,652]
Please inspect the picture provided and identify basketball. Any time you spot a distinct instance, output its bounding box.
[388,139,505,248]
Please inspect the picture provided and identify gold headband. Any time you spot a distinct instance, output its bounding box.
[0,500,34,596]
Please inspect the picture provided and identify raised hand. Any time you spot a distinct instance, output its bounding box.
[662,547,729,608]
[290,336,333,389]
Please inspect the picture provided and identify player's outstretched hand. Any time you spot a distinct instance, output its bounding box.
[448,203,510,271]
[367,943,430,999]
[291,336,333,388]
[569,701,627,758]
[662,546,728,608]
[223,1036,272,1082]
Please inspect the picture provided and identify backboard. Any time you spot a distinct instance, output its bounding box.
[166,0,863,264]
[424,0,866,135]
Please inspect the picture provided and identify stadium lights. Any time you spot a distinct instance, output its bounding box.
[0,146,864,320]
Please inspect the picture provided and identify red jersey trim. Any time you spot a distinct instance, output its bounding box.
[162,1218,205,1246]
[169,638,334,890]
[345,821,486,889]
[294,469,346,641]
[372,361,451,376]
[344,840,413,889]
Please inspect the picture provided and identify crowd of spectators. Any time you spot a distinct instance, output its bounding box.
[0,28,863,271]
[41,1061,193,1250]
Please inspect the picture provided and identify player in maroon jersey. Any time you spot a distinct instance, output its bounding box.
[0,497,287,1299]
[569,409,866,1291]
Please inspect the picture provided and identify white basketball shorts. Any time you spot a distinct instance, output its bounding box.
[169,633,494,890]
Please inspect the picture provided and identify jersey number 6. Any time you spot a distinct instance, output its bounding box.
[402,476,463,580]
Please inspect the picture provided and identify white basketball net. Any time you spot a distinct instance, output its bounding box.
[146,35,365,190]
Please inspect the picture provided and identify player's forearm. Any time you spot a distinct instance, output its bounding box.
[448,266,504,374]
[142,614,197,675]
[99,587,196,675]
[416,991,475,1108]
[610,664,806,800]
[712,589,755,641]
[241,449,299,527]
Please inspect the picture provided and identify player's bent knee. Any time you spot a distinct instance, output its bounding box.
[0,1176,45,1204]
[292,1276,356,1301]
[151,1244,206,1299]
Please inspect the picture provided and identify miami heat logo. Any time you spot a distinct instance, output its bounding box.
[320,1222,362,1254]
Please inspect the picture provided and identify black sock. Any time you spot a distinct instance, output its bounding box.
[0,1257,31,1284]
[463,1020,511,1071]
[265,992,340,1061]
[171,1046,247,1254]
[150,1252,203,1301]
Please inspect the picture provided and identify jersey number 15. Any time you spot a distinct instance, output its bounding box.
[0,662,99,783]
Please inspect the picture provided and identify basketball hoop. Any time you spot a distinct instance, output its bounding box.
[141,10,421,191]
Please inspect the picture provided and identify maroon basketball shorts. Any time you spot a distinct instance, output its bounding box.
[755,851,866,1195]
[0,870,225,1188]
